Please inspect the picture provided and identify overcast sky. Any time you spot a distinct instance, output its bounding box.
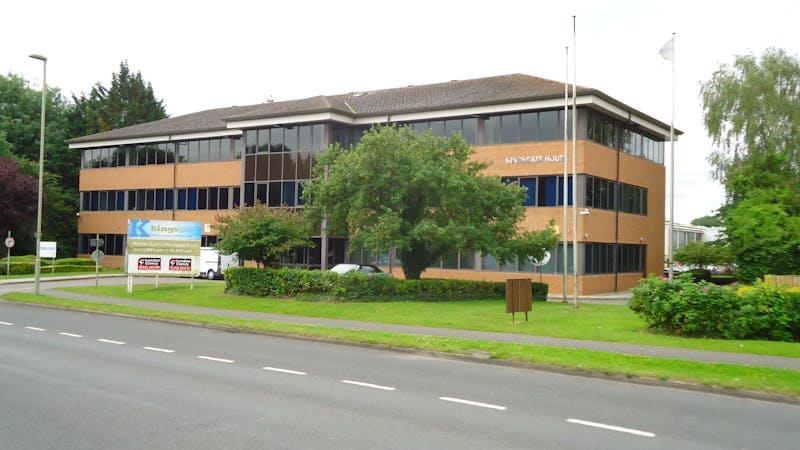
[2,0,798,223]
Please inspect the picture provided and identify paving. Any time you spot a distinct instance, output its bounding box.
[1,277,793,370]
[1,302,798,449]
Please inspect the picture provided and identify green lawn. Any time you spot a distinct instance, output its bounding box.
[62,283,800,358]
[2,291,798,397]
[0,269,124,281]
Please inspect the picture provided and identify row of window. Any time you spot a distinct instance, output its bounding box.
[501,176,574,207]
[245,124,326,154]
[78,234,220,254]
[81,138,243,169]
[485,109,572,145]
[585,176,648,215]
[243,152,317,183]
[586,110,665,164]
[584,243,646,274]
[406,118,478,145]
[243,181,304,208]
[80,187,240,212]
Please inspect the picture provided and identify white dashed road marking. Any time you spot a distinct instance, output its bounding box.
[197,355,234,364]
[263,366,307,375]
[438,397,507,411]
[97,338,126,345]
[25,326,45,331]
[566,418,655,437]
[340,380,396,391]
[144,346,175,353]
[59,332,83,338]
[0,321,13,326]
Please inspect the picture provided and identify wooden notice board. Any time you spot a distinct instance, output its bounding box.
[506,278,532,323]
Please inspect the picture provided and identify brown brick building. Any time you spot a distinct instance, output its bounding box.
[68,74,679,294]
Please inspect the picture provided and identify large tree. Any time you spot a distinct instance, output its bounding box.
[701,48,800,279]
[0,157,38,240]
[304,126,558,279]
[215,206,313,268]
[70,61,167,135]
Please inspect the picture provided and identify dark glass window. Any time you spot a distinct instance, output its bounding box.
[208,187,218,210]
[462,118,477,145]
[298,126,312,150]
[430,121,444,137]
[137,145,147,165]
[165,189,174,210]
[537,176,558,206]
[146,145,156,164]
[520,112,537,142]
[557,176,574,206]
[283,152,296,180]
[256,155,268,181]
[233,187,241,208]
[177,189,187,210]
[209,139,221,161]
[539,110,558,141]
[245,155,256,181]
[178,142,188,162]
[165,143,175,163]
[146,190,155,210]
[128,190,137,210]
[246,130,257,154]
[269,154,282,180]
[82,192,90,211]
[296,183,304,206]
[117,191,125,211]
[244,183,254,207]
[256,183,267,205]
[137,190,146,211]
[284,127,297,152]
[268,182,281,207]
[312,124,325,150]
[297,152,312,179]
[187,188,198,210]
[270,128,284,152]
[501,114,519,143]
[282,181,296,206]
[188,141,199,162]
[197,188,207,210]
[155,189,165,210]
[218,187,228,209]
[485,116,501,144]
[156,144,166,164]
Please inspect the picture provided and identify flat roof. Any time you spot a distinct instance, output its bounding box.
[67,73,682,146]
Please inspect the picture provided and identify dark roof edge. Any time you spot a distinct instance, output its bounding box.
[589,90,683,136]
[65,125,233,145]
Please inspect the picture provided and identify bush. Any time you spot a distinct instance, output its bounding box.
[54,257,95,266]
[4,261,101,276]
[630,275,800,341]
[687,268,712,283]
[225,267,507,301]
[532,282,548,301]
[709,275,738,285]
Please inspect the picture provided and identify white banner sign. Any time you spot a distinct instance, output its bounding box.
[39,241,57,259]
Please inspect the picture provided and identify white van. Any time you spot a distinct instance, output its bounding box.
[199,247,238,280]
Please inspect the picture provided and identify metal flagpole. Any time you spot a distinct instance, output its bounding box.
[668,32,676,280]
[562,46,569,303]
[571,15,579,308]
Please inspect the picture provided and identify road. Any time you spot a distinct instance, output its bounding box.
[0,302,798,449]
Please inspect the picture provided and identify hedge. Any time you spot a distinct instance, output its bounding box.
[630,275,800,342]
[225,267,549,302]
[5,262,101,276]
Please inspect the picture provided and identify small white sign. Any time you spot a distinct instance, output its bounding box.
[4,237,14,248]
[39,241,57,259]
[530,251,551,267]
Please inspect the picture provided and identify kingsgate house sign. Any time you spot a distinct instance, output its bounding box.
[505,155,566,164]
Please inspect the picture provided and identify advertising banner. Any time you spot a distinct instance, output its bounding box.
[126,219,202,276]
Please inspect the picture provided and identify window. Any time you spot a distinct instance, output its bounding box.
[117,191,125,211]
[209,139,221,161]
[501,114,519,143]
[197,188,207,210]
[233,187,241,208]
[268,182,281,207]
[187,188,198,210]
[128,190,137,210]
[284,127,297,152]
[520,178,536,206]
[208,187,218,210]
[539,110,558,141]
[282,182,296,206]
[485,115,501,144]
[430,120,444,137]
[146,190,155,210]
[165,189,174,210]
[178,189,187,210]
[188,141,199,162]
[537,176,558,206]
[270,127,284,152]
[256,183,267,205]
[155,189,165,210]
[178,142,188,162]
[98,191,108,211]
[312,124,325,150]
[218,187,228,209]
[299,126,312,150]
[520,112,537,142]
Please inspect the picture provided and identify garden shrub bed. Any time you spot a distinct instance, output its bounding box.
[225,267,548,302]
[5,261,101,276]
[630,275,800,342]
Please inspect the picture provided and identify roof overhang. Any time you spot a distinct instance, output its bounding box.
[68,129,243,149]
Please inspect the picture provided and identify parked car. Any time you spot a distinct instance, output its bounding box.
[329,263,391,276]
[199,247,238,280]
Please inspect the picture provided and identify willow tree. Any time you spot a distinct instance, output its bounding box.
[304,126,558,279]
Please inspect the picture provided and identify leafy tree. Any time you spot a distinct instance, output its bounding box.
[673,241,732,269]
[723,189,800,282]
[70,61,167,135]
[0,157,38,240]
[690,215,722,227]
[215,206,313,268]
[304,126,559,279]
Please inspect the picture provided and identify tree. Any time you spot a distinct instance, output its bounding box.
[690,215,722,228]
[723,189,800,282]
[673,241,732,269]
[215,206,313,268]
[0,157,38,239]
[304,126,559,279]
[70,61,167,135]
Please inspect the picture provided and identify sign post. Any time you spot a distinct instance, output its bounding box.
[39,241,57,276]
[126,219,202,290]
[4,231,14,276]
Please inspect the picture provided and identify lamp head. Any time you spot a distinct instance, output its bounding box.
[29,54,47,62]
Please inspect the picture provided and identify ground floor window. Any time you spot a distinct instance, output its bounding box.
[78,233,125,255]
[584,243,646,274]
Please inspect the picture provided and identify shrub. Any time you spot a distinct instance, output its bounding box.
[54,257,95,267]
[4,262,101,276]
[687,268,712,283]
[630,275,800,341]
[225,267,507,301]
[709,275,738,285]
[532,282,548,301]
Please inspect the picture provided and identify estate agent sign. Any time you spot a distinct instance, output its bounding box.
[126,219,202,276]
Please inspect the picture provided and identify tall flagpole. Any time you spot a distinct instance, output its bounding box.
[562,45,569,303]
[571,15,579,308]
[668,32,676,280]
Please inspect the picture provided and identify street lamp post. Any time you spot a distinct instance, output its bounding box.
[29,54,47,295]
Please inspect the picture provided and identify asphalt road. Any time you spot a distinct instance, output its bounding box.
[0,302,798,449]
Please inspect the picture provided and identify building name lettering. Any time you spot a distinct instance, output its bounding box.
[504,155,566,165]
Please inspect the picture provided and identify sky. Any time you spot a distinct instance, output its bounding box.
[2,0,798,224]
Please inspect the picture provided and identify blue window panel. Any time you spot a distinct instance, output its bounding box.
[296,183,304,206]
[165,190,174,210]
[282,181,296,207]
[116,191,125,210]
[90,191,99,211]
[557,176,574,206]
[177,189,186,210]
[155,189,165,210]
[520,178,536,206]
[187,188,198,210]
[538,176,558,206]
[82,192,90,211]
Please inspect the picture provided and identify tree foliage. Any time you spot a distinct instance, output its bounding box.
[0,158,38,238]
[215,206,313,268]
[701,48,800,279]
[673,241,732,269]
[690,215,722,228]
[304,126,559,279]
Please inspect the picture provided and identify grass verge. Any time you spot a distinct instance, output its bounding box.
[62,283,800,358]
[3,291,799,398]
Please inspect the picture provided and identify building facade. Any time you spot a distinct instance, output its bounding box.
[68,74,678,294]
